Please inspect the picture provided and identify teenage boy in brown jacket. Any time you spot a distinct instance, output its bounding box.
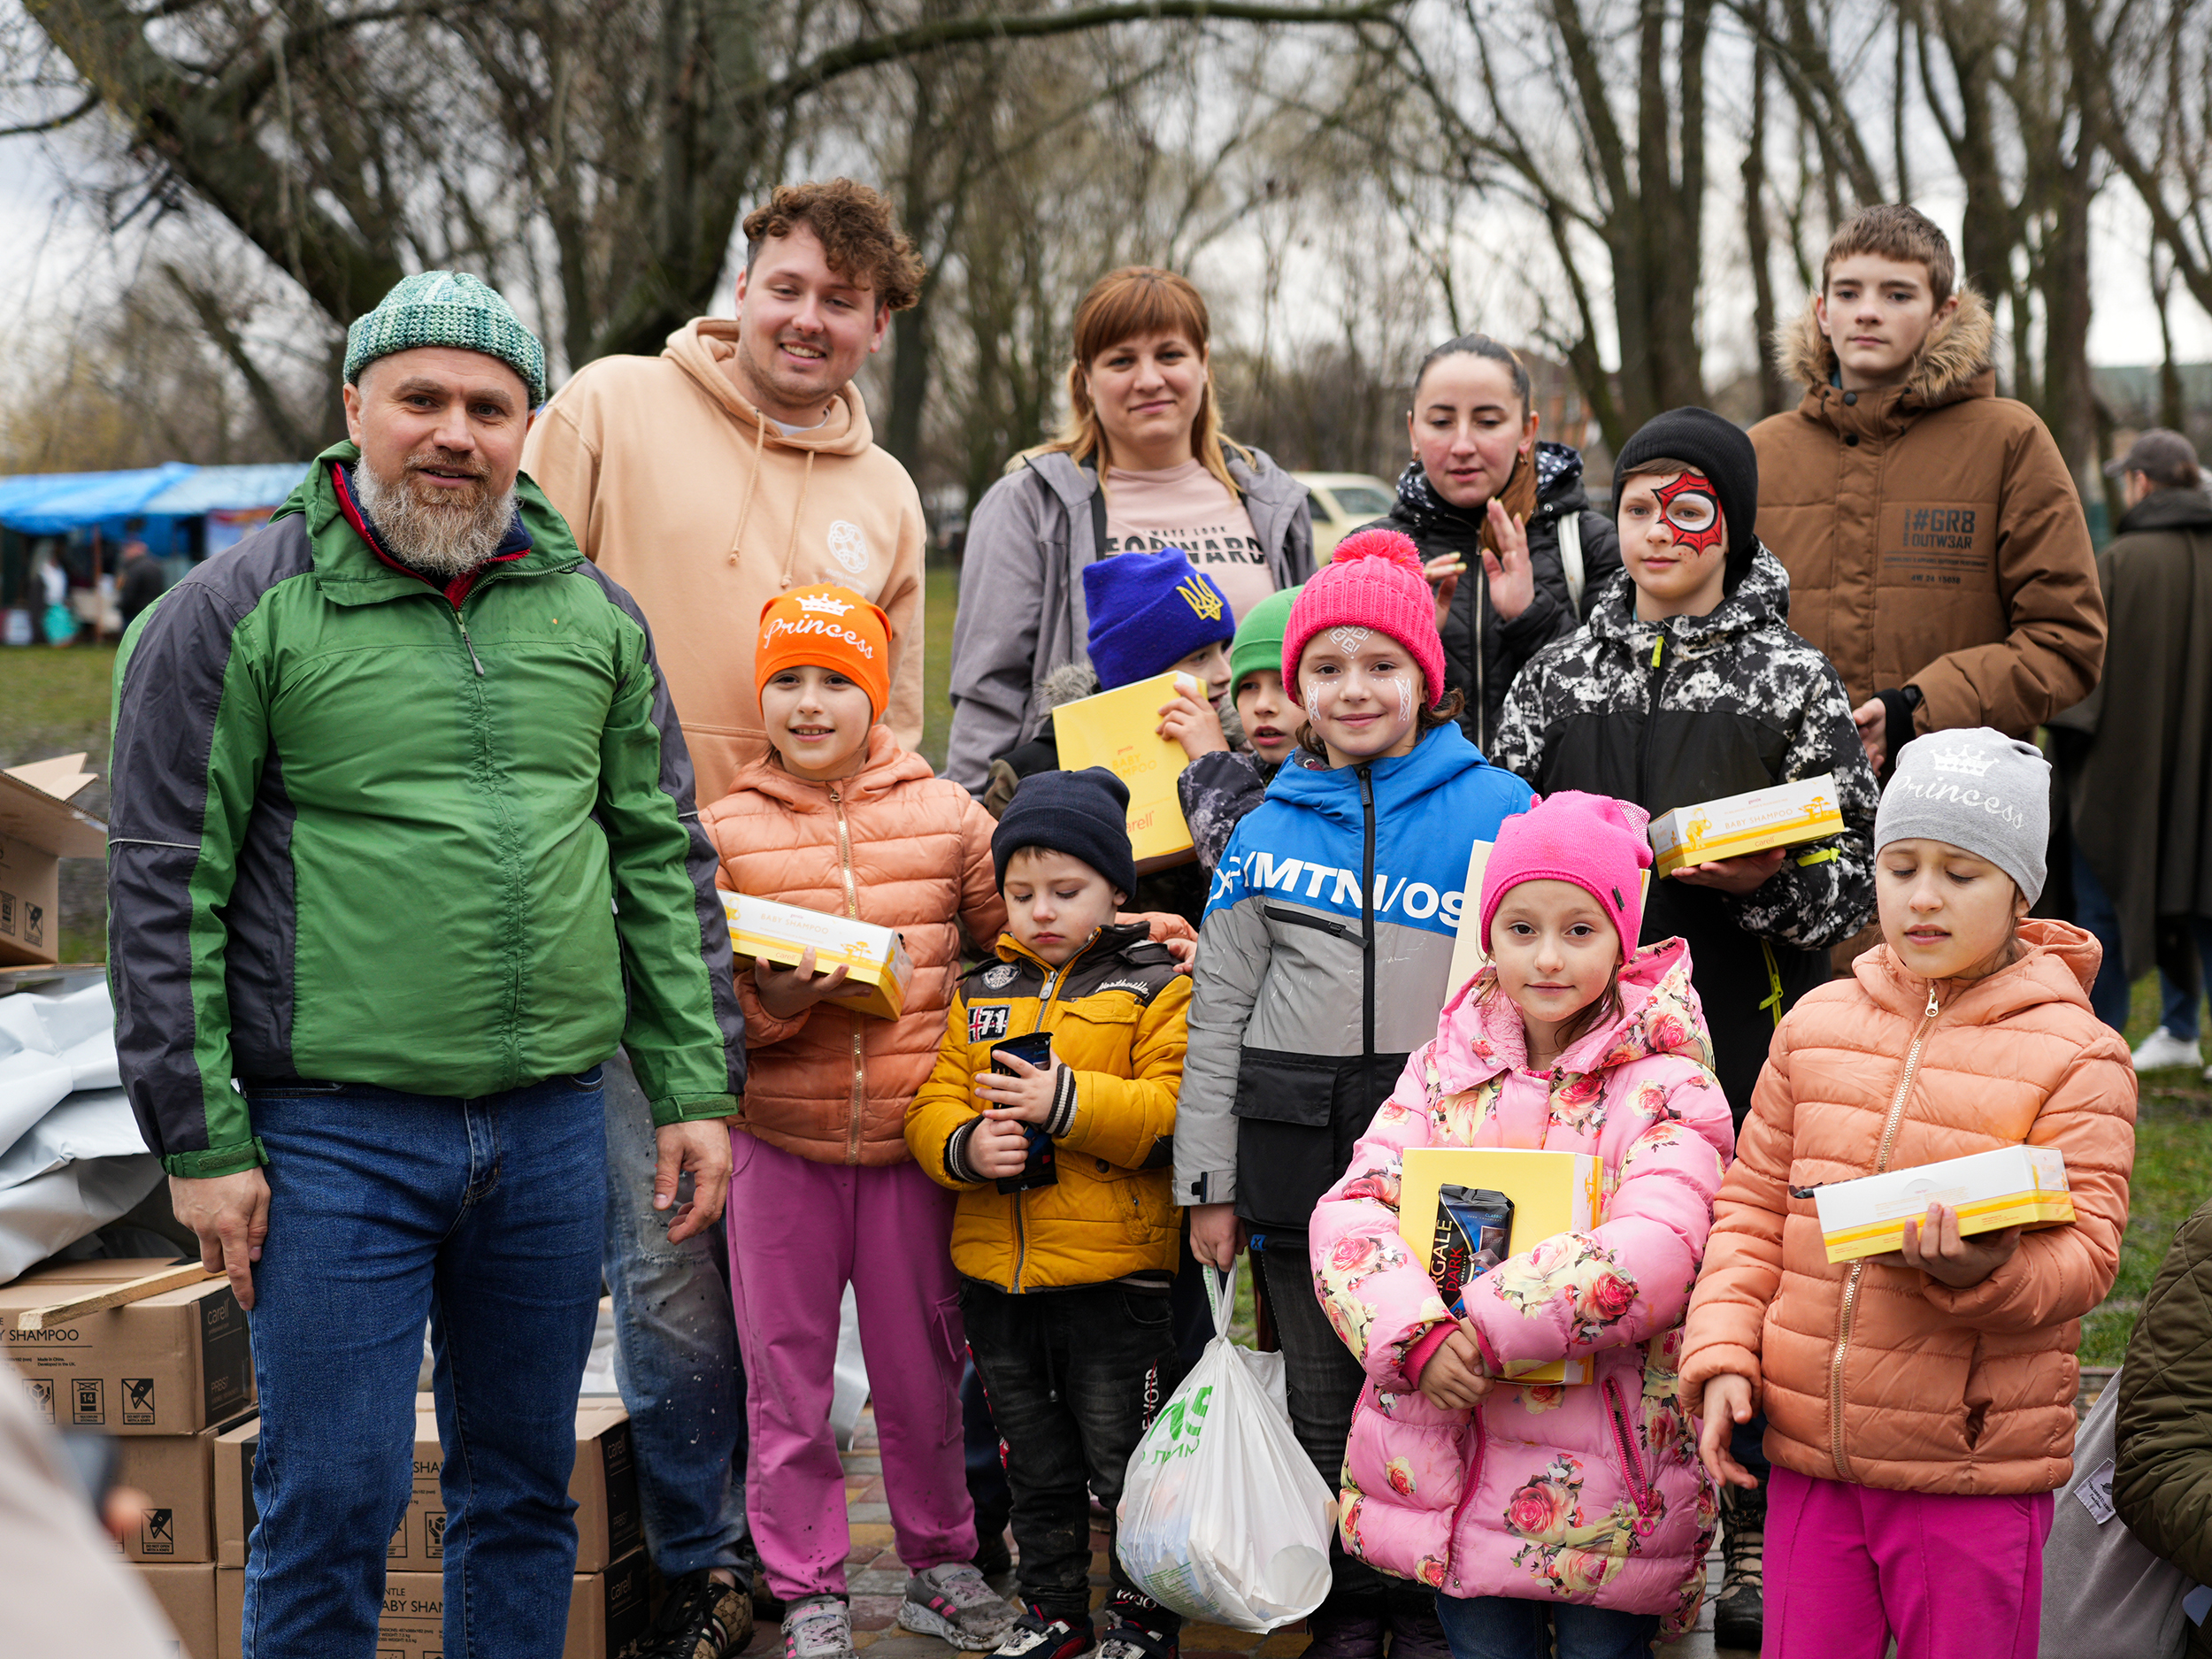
[1753,204,2106,774]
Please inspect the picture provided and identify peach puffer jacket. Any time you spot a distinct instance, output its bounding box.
[702,726,1003,1166]
[1680,920,2136,1494]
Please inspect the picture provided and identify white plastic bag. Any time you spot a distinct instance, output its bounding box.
[1116,1263,1336,1632]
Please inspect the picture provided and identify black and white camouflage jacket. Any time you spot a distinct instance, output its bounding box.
[1492,545,1878,1119]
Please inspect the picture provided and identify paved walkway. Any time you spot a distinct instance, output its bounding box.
[739,1409,1752,1659]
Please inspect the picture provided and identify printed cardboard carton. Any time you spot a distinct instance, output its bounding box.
[1050,672,1203,873]
[1647,774,1843,879]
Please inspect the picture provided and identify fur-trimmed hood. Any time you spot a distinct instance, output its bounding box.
[1776,283,1995,411]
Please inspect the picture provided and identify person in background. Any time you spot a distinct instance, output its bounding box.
[109,270,742,1659]
[1311,792,1733,1657]
[945,265,1312,791]
[1754,204,2104,780]
[2054,428,2212,1079]
[701,586,1013,1659]
[907,768,1194,1659]
[1685,730,2136,1659]
[1179,530,1532,1659]
[524,177,931,1657]
[1490,408,1877,1651]
[1360,334,1622,752]
[2113,1191,2212,1659]
[116,538,165,633]
[37,549,73,646]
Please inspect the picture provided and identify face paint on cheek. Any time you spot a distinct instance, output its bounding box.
[1393,677,1413,725]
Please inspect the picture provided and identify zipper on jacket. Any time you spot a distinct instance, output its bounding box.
[451,606,485,677]
[1603,1377,1656,1514]
[1636,627,1670,805]
[1263,902,1363,942]
[1357,765,1379,1115]
[1441,1411,1487,1591]
[1008,930,1105,1293]
[1827,981,1942,1479]
[830,787,865,1168]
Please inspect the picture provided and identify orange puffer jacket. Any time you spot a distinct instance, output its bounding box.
[1680,921,2135,1495]
[702,726,1004,1165]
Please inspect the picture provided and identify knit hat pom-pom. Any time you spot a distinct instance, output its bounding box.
[1329,526,1426,576]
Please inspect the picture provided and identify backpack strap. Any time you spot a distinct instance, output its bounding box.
[1085,465,1109,553]
[1559,511,1586,615]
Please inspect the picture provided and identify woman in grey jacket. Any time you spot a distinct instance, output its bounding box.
[944,266,1314,790]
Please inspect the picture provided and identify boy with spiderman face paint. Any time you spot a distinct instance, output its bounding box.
[1491,409,1880,1647]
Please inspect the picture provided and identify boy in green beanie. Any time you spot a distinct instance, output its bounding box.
[1163,583,1304,871]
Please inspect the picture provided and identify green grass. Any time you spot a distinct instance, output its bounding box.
[6,613,2207,1363]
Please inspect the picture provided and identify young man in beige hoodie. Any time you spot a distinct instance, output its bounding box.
[526,177,929,805]
[520,178,933,1659]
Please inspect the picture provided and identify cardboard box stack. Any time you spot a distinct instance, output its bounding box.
[209,1398,648,1659]
[0,754,106,967]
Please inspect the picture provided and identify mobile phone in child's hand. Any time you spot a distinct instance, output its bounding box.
[984,1033,1057,1194]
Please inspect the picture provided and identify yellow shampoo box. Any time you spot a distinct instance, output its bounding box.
[1051,671,1203,874]
[1399,1146,1605,1385]
[721,892,914,1021]
[1813,1144,2074,1263]
[1647,773,1844,879]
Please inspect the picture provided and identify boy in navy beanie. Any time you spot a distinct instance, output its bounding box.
[909,764,1193,1659]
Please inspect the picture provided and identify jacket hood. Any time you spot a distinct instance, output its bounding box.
[1427,937,1712,1089]
[1586,542,1792,647]
[1269,720,1491,831]
[1850,918,2100,1022]
[1778,283,1996,411]
[726,724,932,813]
[2116,485,2212,535]
[662,317,878,457]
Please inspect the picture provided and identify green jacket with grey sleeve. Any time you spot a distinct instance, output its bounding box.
[107,442,743,1177]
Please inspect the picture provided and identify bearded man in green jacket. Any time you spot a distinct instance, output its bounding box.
[106,272,744,1659]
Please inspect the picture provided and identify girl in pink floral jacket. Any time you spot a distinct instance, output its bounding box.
[1309,792,1734,1656]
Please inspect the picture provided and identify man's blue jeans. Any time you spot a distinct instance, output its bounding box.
[601,1049,749,1581]
[240,1071,608,1659]
[2073,849,2212,1038]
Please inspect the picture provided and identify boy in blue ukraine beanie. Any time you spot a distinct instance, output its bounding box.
[1082,546,1237,697]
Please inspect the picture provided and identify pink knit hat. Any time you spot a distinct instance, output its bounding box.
[1281,528,1448,706]
[1478,791,1655,953]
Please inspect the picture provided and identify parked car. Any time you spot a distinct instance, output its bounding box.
[1294,472,1397,562]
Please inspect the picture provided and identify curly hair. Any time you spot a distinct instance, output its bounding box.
[741,180,926,312]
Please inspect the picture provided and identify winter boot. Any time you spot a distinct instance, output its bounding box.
[1382,1586,1450,1659]
[1712,1481,1765,1652]
[1298,1601,1386,1659]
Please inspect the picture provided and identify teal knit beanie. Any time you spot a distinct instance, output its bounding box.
[1229,584,1302,697]
[345,272,547,405]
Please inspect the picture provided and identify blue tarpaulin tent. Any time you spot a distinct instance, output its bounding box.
[0,462,307,534]
[0,465,198,534]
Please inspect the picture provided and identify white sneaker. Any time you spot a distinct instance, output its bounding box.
[2131,1027,2204,1072]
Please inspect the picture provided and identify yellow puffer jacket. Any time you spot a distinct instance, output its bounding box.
[906,922,1188,1291]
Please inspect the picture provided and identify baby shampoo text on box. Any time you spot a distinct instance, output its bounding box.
[1813,1144,2073,1263]
[722,892,914,1021]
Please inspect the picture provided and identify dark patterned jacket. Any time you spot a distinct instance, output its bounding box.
[1176,749,1277,874]
[1492,546,1877,1123]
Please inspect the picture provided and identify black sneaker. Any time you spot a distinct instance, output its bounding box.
[1094,1610,1179,1659]
[973,1525,1014,1579]
[991,1603,1095,1659]
[641,1569,756,1659]
[1713,1484,1765,1653]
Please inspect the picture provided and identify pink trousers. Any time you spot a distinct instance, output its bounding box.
[1765,1466,2055,1659]
[726,1133,976,1600]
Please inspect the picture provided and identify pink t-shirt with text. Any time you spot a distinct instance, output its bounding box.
[1102,459,1274,625]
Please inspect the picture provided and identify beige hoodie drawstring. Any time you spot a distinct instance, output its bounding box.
[731,409,769,565]
[781,447,816,586]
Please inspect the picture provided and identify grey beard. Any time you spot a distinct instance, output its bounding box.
[353,458,517,580]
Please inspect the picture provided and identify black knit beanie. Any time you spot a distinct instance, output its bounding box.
[992,767,1138,901]
[1612,407,1761,591]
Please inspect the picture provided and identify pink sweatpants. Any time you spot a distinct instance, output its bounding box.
[1765,1466,2055,1659]
[726,1133,976,1600]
